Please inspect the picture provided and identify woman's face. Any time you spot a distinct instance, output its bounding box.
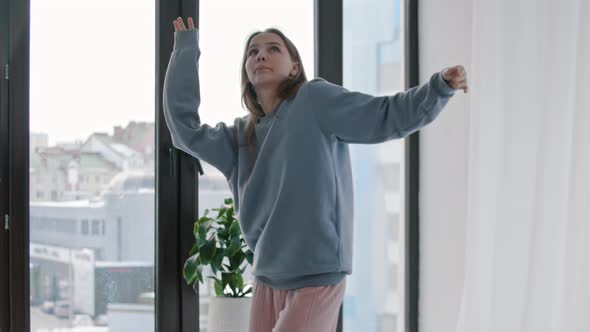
[245,32,299,90]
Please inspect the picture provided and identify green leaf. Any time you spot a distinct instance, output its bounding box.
[226,237,242,257]
[182,254,200,285]
[204,220,214,230]
[196,224,211,248]
[229,250,245,269]
[233,273,244,289]
[217,208,225,218]
[196,266,203,284]
[221,272,233,296]
[229,221,241,237]
[194,219,212,238]
[211,249,224,275]
[245,250,254,265]
[198,223,208,242]
[214,279,224,296]
[196,216,211,225]
[224,197,233,205]
[217,229,229,241]
[188,243,199,256]
[217,215,229,227]
[226,207,235,220]
[241,286,253,297]
[197,235,207,248]
[222,272,233,291]
[192,222,199,236]
[199,238,217,264]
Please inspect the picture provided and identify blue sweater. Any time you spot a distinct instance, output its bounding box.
[163,29,455,289]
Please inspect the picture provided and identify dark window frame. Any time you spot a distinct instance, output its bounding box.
[0,0,10,329]
[404,1,421,331]
[156,0,201,331]
[314,0,343,330]
[6,0,30,329]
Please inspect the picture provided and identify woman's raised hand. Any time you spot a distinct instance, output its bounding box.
[173,17,194,32]
[442,65,469,93]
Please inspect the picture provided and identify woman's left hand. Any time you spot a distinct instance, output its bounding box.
[173,17,194,32]
[442,65,468,93]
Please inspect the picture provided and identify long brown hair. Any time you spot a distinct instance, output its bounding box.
[239,28,308,178]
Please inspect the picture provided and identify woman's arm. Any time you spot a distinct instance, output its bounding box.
[308,71,459,144]
[163,18,237,178]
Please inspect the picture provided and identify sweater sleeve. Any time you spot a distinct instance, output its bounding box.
[163,29,237,178]
[308,72,455,143]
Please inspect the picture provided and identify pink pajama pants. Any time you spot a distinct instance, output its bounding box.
[248,278,346,332]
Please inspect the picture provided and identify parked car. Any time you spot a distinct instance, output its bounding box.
[73,314,94,327]
[40,301,54,314]
[53,300,70,319]
[94,314,108,327]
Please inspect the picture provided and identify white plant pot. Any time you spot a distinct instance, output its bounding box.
[207,296,252,332]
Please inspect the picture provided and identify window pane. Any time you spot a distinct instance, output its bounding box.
[29,0,155,331]
[343,0,405,331]
[197,1,314,329]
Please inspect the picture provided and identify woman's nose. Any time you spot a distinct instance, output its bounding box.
[256,53,267,62]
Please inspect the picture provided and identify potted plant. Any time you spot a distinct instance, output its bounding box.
[183,197,254,332]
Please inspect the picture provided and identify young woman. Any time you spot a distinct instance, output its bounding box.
[165,17,467,332]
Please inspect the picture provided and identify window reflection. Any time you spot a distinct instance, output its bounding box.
[29,0,156,331]
[343,0,405,331]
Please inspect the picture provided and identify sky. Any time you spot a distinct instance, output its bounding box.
[30,0,314,146]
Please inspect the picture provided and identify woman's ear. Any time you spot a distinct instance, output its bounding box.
[291,62,300,76]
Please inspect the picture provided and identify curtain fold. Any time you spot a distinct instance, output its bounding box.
[456,0,590,331]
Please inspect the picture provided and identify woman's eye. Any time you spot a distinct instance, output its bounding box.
[248,46,279,56]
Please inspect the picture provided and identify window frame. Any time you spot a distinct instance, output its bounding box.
[0,0,10,328]
[403,1,421,331]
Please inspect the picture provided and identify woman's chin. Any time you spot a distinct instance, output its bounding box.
[253,77,280,88]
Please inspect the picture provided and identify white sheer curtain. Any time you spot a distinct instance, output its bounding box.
[456,0,590,331]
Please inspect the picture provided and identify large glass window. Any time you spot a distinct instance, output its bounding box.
[29,0,155,330]
[343,0,406,331]
[197,1,314,329]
